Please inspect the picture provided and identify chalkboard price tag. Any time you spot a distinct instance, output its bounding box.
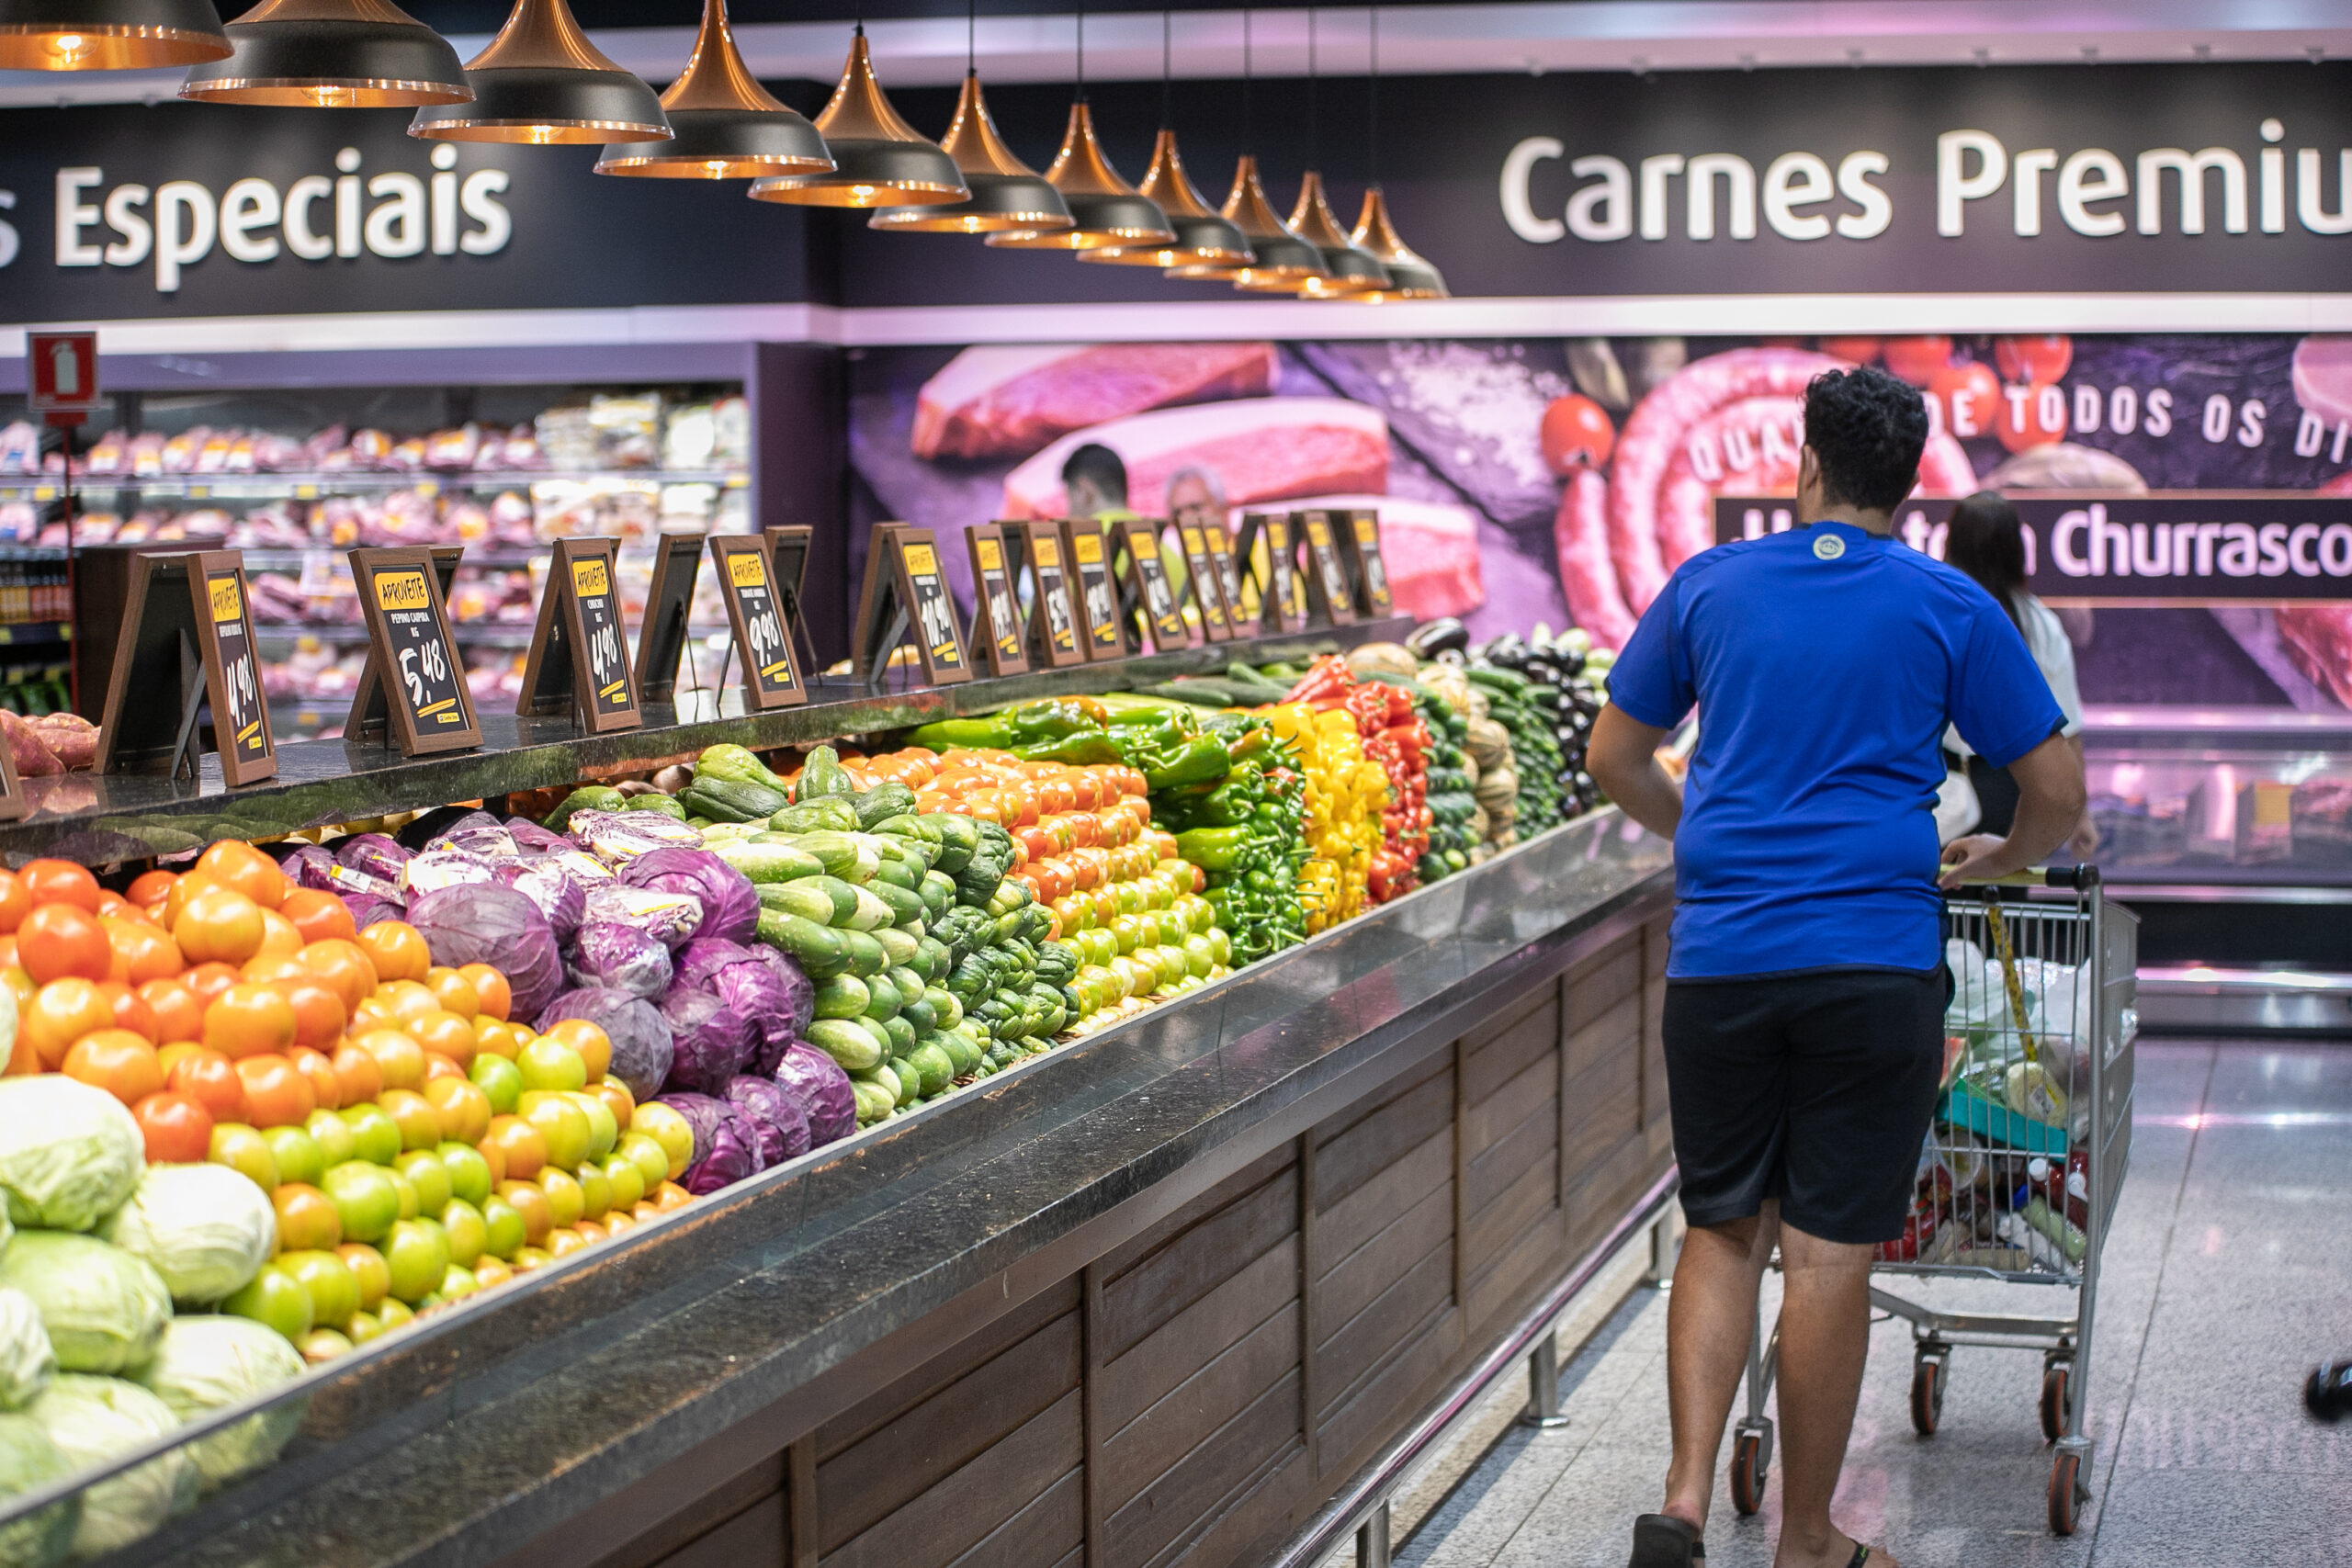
[0,736,24,824]
[709,533,806,709]
[634,533,704,705]
[347,546,481,756]
[1063,518,1128,660]
[1235,513,1307,635]
[1296,511,1358,626]
[854,525,971,688]
[1343,509,1395,616]
[519,537,641,733]
[1203,525,1247,638]
[1177,524,1232,642]
[1008,521,1085,669]
[1116,519,1192,651]
[966,525,1029,677]
[192,553,276,784]
[96,549,277,783]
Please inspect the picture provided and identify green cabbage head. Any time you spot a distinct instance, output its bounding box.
[99,1166,276,1308]
[0,1412,76,1568]
[0,1291,54,1414]
[130,1318,305,1489]
[0,1080,142,1232]
[0,1235,169,1376]
[28,1375,191,1560]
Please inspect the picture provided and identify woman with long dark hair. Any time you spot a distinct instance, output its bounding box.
[1943,490,2098,855]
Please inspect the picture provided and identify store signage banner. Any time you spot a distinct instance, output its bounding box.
[1714,495,2352,602]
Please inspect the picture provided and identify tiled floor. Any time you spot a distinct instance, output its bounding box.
[1393,1040,2352,1568]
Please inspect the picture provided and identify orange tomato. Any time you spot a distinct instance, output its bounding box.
[139,979,205,1045]
[589,1077,634,1132]
[458,964,510,1022]
[96,980,158,1044]
[238,953,307,986]
[173,885,266,966]
[160,872,221,927]
[424,1077,492,1145]
[600,1210,637,1239]
[18,904,113,985]
[544,1228,588,1259]
[182,961,243,1009]
[0,872,28,935]
[357,921,430,984]
[474,1136,506,1186]
[377,981,439,1026]
[62,1029,164,1104]
[424,966,480,1021]
[166,1046,247,1122]
[471,1018,519,1061]
[194,840,287,911]
[254,908,304,959]
[653,1181,693,1213]
[422,1053,463,1083]
[203,983,298,1059]
[483,1115,547,1180]
[539,1019,609,1082]
[274,1182,343,1252]
[277,978,348,1053]
[571,1219,607,1246]
[355,1028,426,1092]
[297,939,378,1015]
[280,888,356,945]
[23,978,114,1069]
[126,870,177,909]
[376,1087,443,1151]
[472,1257,514,1289]
[288,1045,343,1111]
[496,1178,552,1244]
[234,1053,315,1128]
[20,859,101,913]
[132,1090,213,1164]
[104,917,185,986]
[329,1044,383,1105]
[631,1201,662,1224]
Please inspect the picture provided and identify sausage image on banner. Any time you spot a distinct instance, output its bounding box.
[1553,469,1634,649]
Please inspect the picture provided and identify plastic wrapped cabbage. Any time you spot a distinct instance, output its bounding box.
[98,1165,276,1307]
[334,831,413,886]
[279,843,341,893]
[656,987,752,1095]
[582,885,703,950]
[773,1044,856,1148]
[0,1292,54,1413]
[424,810,517,861]
[492,857,591,942]
[0,1077,144,1231]
[399,849,498,897]
[342,892,404,929]
[0,1235,169,1376]
[619,849,760,945]
[566,923,673,1000]
[536,990,672,1101]
[407,883,563,1021]
[725,1077,811,1168]
[651,1092,761,1192]
[566,808,704,866]
[0,1413,76,1568]
[30,1375,194,1559]
[505,817,572,855]
[131,1317,306,1488]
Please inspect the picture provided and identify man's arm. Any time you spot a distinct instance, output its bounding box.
[1588,705,1682,840]
[1939,729,2086,887]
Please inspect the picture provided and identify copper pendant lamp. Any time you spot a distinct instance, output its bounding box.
[985,98,1172,251]
[1080,17,1249,268]
[1290,171,1390,296]
[748,27,967,208]
[869,11,1069,238]
[408,0,668,144]
[0,0,226,70]
[179,0,466,106]
[1168,154,1324,288]
[594,0,829,178]
[1351,187,1448,299]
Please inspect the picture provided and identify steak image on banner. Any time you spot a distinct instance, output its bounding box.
[842,333,2352,709]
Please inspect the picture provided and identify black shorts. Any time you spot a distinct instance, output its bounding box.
[1662,967,1948,1246]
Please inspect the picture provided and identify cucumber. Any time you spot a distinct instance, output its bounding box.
[862,974,902,1021]
[757,911,848,979]
[851,1016,895,1060]
[850,1077,896,1123]
[873,926,920,967]
[924,987,963,1030]
[915,936,954,983]
[785,832,863,878]
[840,930,888,977]
[762,881,838,927]
[808,1017,884,1071]
[843,887,893,932]
[868,882,925,927]
[918,872,955,923]
[933,1029,980,1076]
[908,1042,955,1097]
[871,857,918,891]
[882,1015,917,1055]
[883,965,926,1006]
[883,1057,923,1105]
[715,841,824,884]
[900,996,937,1035]
[812,975,870,1020]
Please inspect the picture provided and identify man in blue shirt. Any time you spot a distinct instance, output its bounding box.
[1589,367,2083,1568]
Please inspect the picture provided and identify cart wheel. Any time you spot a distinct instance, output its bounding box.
[1910,1354,1946,1437]
[1730,1429,1768,1516]
[2041,1362,2073,1443]
[2049,1450,2083,1535]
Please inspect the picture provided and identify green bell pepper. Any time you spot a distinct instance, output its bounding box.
[1175,826,1255,873]
[1003,696,1111,745]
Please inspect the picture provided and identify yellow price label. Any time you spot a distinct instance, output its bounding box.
[1032,537,1059,567]
[208,575,243,624]
[1266,519,1289,545]
[1072,532,1103,565]
[728,550,768,589]
[571,558,611,599]
[1353,514,1378,542]
[1306,516,1332,547]
[1180,526,1205,554]
[975,536,1003,570]
[902,542,938,576]
[375,570,430,611]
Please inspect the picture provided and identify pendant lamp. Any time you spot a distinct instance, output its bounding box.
[984,99,1173,251]
[1080,17,1249,268]
[1168,154,1324,288]
[408,0,668,144]
[867,4,1068,233]
[594,0,829,177]
[1351,187,1448,299]
[179,0,467,106]
[0,0,226,70]
[748,27,966,208]
[1289,171,1390,296]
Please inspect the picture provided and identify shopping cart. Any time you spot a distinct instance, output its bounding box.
[1724,865,2138,1536]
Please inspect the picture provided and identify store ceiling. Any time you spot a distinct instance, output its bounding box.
[6,0,2352,107]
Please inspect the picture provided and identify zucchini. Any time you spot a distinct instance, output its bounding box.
[873,926,920,967]
[783,832,863,879]
[761,881,838,927]
[801,874,864,926]
[841,930,888,978]
[808,1017,884,1071]
[812,975,870,1020]
[757,911,848,979]
[868,881,926,927]
[862,974,902,1021]
[843,887,893,932]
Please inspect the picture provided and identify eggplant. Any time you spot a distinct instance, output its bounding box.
[1407,617,1470,658]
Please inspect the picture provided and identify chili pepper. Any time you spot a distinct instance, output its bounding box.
[1004,695,1111,745]
[1122,730,1234,792]
[1012,730,1126,766]
[906,715,1013,751]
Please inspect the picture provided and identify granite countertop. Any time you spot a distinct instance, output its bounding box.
[58,810,1669,1568]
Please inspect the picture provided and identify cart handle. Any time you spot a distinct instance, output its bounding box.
[1954,863,2100,892]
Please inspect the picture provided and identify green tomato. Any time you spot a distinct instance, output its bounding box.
[437,1142,494,1209]
[394,1149,453,1217]
[616,1133,671,1191]
[339,1103,403,1167]
[469,1054,524,1116]
[569,1092,618,1161]
[384,1218,452,1305]
[304,1108,358,1168]
[277,1248,359,1333]
[439,1200,488,1269]
[601,1153,647,1214]
[480,1196,527,1261]
[223,1264,313,1342]
[515,1038,588,1094]
[322,1160,401,1246]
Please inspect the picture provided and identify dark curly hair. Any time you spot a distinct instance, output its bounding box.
[1804,366,1928,513]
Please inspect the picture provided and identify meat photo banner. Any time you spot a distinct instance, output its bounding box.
[848,332,2352,711]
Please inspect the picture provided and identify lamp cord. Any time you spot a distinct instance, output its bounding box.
[1241,3,1252,152]
[1159,9,1172,130]
[1074,0,1085,102]
[1368,3,1380,186]
[1306,5,1318,173]
[967,0,974,76]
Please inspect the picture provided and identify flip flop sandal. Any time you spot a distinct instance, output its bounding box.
[1628,1513,1706,1566]
[1845,1545,1876,1566]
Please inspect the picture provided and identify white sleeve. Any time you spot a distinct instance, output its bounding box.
[2021,596,2085,735]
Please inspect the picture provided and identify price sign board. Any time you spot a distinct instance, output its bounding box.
[966,525,1029,677]
[1063,518,1128,660]
[709,533,805,708]
[1177,523,1233,643]
[346,546,461,741]
[1116,518,1192,651]
[347,546,481,755]
[519,537,640,732]
[1295,510,1358,626]
[191,553,275,785]
[854,524,971,688]
[1204,525,1248,637]
[634,533,704,704]
[1008,521,1085,669]
[1343,509,1395,616]
[1235,513,1307,635]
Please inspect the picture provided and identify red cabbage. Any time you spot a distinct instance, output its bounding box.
[673,937,752,991]
[505,818,571,855]
[582,885,703,949]
[567,921,673,999]
[401,848,497,896]
[342,892,403,928]
[772,1043,855,1146]
[673,939,805,1076]
[652,1091,761,1192]
[406,883,563,1020]
[492,858,588,942]
[567,809,704,865]
[656,987,752,1095]
[725,1077,811,1167]
[335,832,412,885]
[425,811,516,859]
[537,988,672,1100]
[747,948,815,1052]
[281,844,339,892]
[619,848,760,945]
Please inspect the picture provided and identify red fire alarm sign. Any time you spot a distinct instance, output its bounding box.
[27,333,98,423]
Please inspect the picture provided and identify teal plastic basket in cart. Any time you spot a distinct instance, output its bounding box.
[1939,1080,2070,1156]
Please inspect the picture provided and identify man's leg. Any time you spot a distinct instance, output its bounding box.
[1769,1221,1888,1568]
[1661,1200,1780,1531]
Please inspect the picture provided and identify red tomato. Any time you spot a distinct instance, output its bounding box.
[132,1090,213,1163]
[0,873,28,935]
[1819,336,1883,366]
[105,918,185,986]
[18,904,113,985]
[1881,336,1955,387]
[96,981,158,1043]
[125,870,178,910]
[1994,334,2074,385]
[280,887,357,945]
[1540,394,1616,473]
[183,961,243,1009]
[62,1029,164,1104]
[235,1053,316,1128]
[1996,381,2070,454]
[19,860,102,913]
[1929,362,2002,441]
[139,980,205,1045]
[166,1046,247,1122]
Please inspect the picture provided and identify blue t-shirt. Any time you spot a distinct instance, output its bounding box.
[1609,521,2065,979]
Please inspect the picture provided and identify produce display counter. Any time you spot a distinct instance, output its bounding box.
[26,807,1672,1568]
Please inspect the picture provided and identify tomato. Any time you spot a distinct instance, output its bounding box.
[280,887,357,945]
[473,1257,514,1289]
[173,885,266,966]
[0,873,28,936]
[1881,335,1955,387]
[288,1045,344,1111]
[356,1028,427,1092]
[1928,361,2002,441]
[330,1043,384,1104]
[424,1077,492,1145]
[497,1179,552,1245]
[483,1115,548,1181]
[274,1183,344,1252]
[458,964,509,1021]
[600,1211,636,1240]
[424,966,480,1021]
[104,917,185,986]
[357,921,431,985]
[1996,380,2069,454]
[23,978,112,1069]
[132,1090,214,1164]
[298,939,379,1014]
[166,1046,247,1122]
[277,977,348,1053]
[336,1243,390,1310]
[471,1018,519,1061]
[194,840,287,911]
[539,1019,609,1082]
[377,980,437,1028]
[255,908,304,959]
[19,859,101,913]
[244,954,311,990]
[1994,333,2073,386]
[543,1226,587,1261]
[409,1009,477,1067]
[653,1181,693,1213]
[589,1077,634,1133]
[96,980,157,1043]
[126,870,177,909]
[182,960,243,1009]
[236,1053,316,1128]
[1540,393,1617,473]
[18,904,112,985]
[378,1087,444,1152]
[63,1029,164,1104]
[204,982,298,1059]
[422,1053,463,1083]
